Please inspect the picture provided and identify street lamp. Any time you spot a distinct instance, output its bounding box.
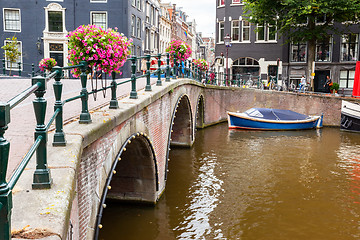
[224,34,231,86]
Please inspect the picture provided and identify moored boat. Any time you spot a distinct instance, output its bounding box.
[341,100,360,132]
[228,108,323,130]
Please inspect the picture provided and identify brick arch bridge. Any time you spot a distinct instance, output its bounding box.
[12,79,344,240]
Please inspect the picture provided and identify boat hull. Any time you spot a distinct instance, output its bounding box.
[341,100,360,132]
[228,112,322,130]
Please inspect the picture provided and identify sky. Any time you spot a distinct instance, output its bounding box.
[167,0,216,38]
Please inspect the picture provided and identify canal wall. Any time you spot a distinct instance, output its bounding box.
[203,87,354,127]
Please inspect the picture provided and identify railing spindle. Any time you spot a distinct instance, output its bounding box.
[157,54,162,86]
[52,67,66,146]
[145,55,152,91]
[130,56,138,99]
[109,72,119,109]
[32,76,52,189]
[79,61,92,124]
[166,53,170,82]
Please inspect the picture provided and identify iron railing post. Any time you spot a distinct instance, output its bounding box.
[166,53,170,82]
[145,55,152,91]
[0,102,11,240]
[157,54,162,86]
[2,60,5,75]
[191,61,194,80]
[32,76,52,189]
[18,62,21,76]
[179,61,183,78]
[109,72,119,109]
[79,61,91,124]
[205,70,209,84]
[32,64,35,77]
[130,56,138,99]
[52,67,66,146]
[173,54,177,80]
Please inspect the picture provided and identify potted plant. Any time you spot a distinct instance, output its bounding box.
[330,82,339,93]
[67,24,133,77]
[39,58,57,72]
[165,39,192,64]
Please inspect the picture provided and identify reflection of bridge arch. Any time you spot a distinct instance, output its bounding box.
[232,57,260,76]
[94,132,159,239]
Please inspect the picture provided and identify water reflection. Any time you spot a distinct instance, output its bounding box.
[100,125,360,240]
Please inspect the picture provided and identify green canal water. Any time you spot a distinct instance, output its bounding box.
[99,123,360,240]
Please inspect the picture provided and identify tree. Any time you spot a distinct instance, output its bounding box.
[1,36,21,76]
[243,0,360,90]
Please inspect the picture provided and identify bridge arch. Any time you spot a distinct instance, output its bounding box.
[94,132,159,239]
[165,94,194,180]
[196,95,205,129]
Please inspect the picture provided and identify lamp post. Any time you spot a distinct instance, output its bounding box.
[224,34,231,86]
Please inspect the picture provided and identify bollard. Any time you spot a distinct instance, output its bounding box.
[130,56,138,99]
[145,55,152,91]
[157,54,162,86]
[0,102,11,240]
[79,61,92,123]
[52,67,66,146]
[166,53,170,82]
[32,76,52,189]
[109,72,119,109]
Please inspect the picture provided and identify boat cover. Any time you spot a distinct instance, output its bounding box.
[244,108,310,121]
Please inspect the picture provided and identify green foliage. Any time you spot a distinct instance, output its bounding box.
[243,0,360,43]
[330,82,339,91]
[1,36,21,64]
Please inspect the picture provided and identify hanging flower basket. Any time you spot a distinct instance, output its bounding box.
[67,24,133,77]
[193,59,209,72]
[165,39,192,63]
[39,58,57,72]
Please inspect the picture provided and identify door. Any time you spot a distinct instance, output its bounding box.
[50,52,64,67]
[314,70,330,92]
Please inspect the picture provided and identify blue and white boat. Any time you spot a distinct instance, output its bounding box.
[228,108,323,130]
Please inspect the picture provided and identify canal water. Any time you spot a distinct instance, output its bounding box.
[99,123,360,240]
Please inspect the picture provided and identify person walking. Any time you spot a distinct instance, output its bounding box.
[324,75,332,93]
[299,75,306,93]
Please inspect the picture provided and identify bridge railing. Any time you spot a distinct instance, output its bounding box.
[1,59,36,77]
[0,51,197,239]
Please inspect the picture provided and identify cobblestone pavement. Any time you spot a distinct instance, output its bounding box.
[0,76,158,178]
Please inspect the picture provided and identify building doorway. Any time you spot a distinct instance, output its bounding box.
[49,43,64,67]
[314,70,330,92]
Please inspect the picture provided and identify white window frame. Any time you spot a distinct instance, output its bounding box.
[315,35,332,62]
[267,24,277,42]
[45,4,66,33]
[231,0,243,5]
[90,0,107,2]
[218,0,225,7]
[218,21,225,43]
[340,70,355,89]
[3,8,21,32]
[341,33,358,62]
[131,15,136,37]
[4,40,22,71]
[241,20,250,42]
[136,17,141,38]
[90,11,108,30]
[256,24,266,42]
[290,42,307,62]
[231,20,240,42]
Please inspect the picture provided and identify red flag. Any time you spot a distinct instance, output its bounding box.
[353,61,360,97]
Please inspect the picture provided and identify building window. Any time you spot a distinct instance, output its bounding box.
[232,0,242,3]
[256,24,265,41]
[132,0,136,7]
[242,20,250,42]
[91,12,107,30]
[131,15,136,37]
[340,70,355,88]
[341,33,358,62]
[48,11,63,32]
[316,36,332,62]
[4,40,22,70]
[232,20,240,41]
[90,0,107,2]
[218,0,225,6]
[3,9,21,32]
[137,17,141,38]
[268,24,277,41]
[291,42,306,62]
[146,3,150,23]
[218,21,224,42]
[137,0,141,10]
